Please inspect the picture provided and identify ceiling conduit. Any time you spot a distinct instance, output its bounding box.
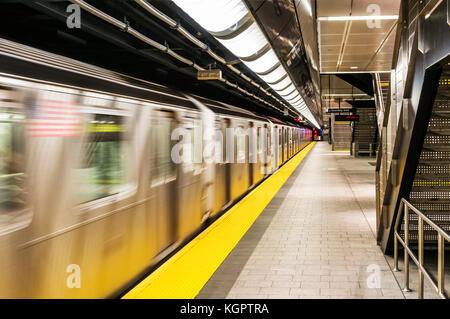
[66,0,298,112]
[68,0,303,119]
[170,0,320,128]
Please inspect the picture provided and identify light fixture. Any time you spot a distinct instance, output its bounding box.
[276,84,296,96]
[216,22,266,58]
[318,15,398,21]
[172,0,320,128]
[259,65,287,84]
[173,0,248,33]
[242,49,279,74]
[283,91,299,101]
[268,76,292,92]
[301,0,313,17]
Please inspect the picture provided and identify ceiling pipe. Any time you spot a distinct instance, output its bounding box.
[133,0,297,113]
[68,0,299,117]
[167,0,320,127]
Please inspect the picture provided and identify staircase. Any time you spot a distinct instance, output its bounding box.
[352,107,377,156]
[405,71,450,243]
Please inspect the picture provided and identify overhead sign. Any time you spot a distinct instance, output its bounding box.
[197,69,222,80]
[335,115,359,122]
[327,108,355,113]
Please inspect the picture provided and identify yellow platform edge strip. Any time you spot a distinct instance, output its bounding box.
[123,142,316,299]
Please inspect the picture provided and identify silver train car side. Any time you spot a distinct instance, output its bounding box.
[0,39,312,298]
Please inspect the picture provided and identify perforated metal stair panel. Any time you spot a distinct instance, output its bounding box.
[404,72,450,244]
[332,113,351,150]
[352,107,377,155]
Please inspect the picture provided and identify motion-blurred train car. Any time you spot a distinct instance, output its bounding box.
[0,38,312,298]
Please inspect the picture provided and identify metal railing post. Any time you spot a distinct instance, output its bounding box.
[394,232,399,271]
[438,234,445,296]
[403,201,411,292]
[418,216,424,299]
[393,203,401,272]
[395,198,449,299]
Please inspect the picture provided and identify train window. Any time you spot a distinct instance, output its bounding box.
[150,111,175,185]
[236,125,246,162]
[76,110,131,204]
[257,127,262,153]
[0,87,27,228]
[183,118,202,173]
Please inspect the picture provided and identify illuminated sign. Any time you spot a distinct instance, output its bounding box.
[327,108,355,113]
[335,115,360,122]
[197,69,222,80]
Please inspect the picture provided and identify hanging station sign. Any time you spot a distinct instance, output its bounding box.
[327,108,356,113]
[197,69,222,80]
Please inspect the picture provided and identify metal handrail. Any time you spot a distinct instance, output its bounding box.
[393,198,449,299]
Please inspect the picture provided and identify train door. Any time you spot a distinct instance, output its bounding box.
[175,112,203,240]
[149,109,177,253]
[251,122,264,185]
[0,86,31,298]
[287,128,291,158]
[212,117,229,216]
[292,129,295,155]
[230,119,250,200]
[269,122,277,172]
[248,121,255,188]
[264,123,271,175]
[278,126,283,165]
[293,129,297,153]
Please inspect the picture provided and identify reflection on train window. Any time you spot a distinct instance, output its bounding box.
[76,113,130,203]
[257,127,262,152]
[0,90,26,226]
[151,112,175,185]
[236,126,246,162]
[183,119,202,173]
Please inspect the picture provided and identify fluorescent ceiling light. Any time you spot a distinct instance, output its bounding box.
[301,0,313,17]
[217,22,266,58]
[269,76,292,91]
[243,49,279,74]
[259,64,287,84]
[276,83,296,96]
[318,15,398,21]
[172,0,321,128]
[172,0,247,33]
[289,96,303,104]
[284,91,299,101]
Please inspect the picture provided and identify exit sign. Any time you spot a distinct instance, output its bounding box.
[335,115,360,122]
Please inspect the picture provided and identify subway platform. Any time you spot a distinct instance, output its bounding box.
[197,142,405,299]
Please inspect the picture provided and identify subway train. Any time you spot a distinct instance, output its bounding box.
[0,38,312,298]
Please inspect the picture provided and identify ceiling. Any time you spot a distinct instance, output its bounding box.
[317,0,401,73]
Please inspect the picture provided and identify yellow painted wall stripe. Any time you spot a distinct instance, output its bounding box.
[123,142,316,299]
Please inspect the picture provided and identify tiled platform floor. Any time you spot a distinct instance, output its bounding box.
[197,142,406,299]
